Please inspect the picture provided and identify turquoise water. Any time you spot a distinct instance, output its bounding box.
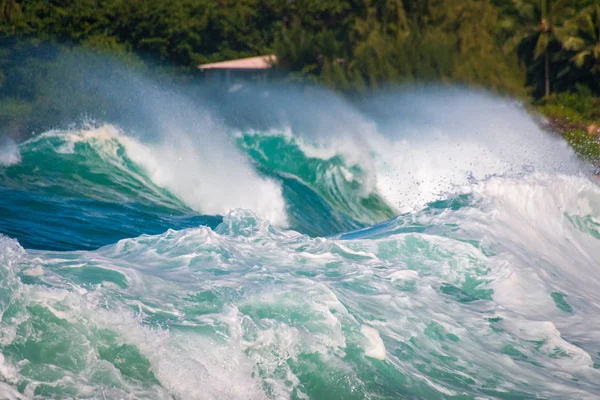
[1,90,600,399]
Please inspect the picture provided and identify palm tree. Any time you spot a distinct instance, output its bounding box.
[0,0,23,28]
[559,4,600,72]
[504,0,575,97]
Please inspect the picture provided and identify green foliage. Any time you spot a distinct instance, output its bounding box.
[500,0,600,98]
[0,0,288,66]
[538,85,600,122]
[535,84,600,166]
[556,3,600,98]
[275,0,527,96]
[0,0,596,99]
[563,129,600,164]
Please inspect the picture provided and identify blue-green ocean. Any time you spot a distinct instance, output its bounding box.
[1,88,600,399]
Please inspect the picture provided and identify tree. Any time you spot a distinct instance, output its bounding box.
[561,4,600,72]
[504,0,576,97]
[350,0,410,88]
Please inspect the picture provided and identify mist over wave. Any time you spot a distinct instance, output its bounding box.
[4,79,588,231]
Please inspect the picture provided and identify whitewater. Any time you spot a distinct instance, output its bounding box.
[1,84,600,399]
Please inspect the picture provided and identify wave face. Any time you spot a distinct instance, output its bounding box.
[238,131,396,234]
[0,127,222,250]
[0,124,376,246]
[1,84,600,399]
[0,88,585,245]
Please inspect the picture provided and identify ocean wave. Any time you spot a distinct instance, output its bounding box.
[1,89,591,242]
[1,171,599,398]
[238,131,395,227]
[2,125,288,225]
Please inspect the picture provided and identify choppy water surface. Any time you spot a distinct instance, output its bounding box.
[1,88,599,399]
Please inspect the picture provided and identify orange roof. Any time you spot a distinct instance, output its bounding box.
[198,55,276,70]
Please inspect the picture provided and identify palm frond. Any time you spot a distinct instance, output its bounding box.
[573,50,591,67]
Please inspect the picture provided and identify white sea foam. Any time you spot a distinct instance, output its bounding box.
[3,169,598,398]
[0,382,24,400]
[117,128,288,226]
[361,326,386,360]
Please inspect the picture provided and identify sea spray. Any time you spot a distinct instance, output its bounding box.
[0,139,20,167]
